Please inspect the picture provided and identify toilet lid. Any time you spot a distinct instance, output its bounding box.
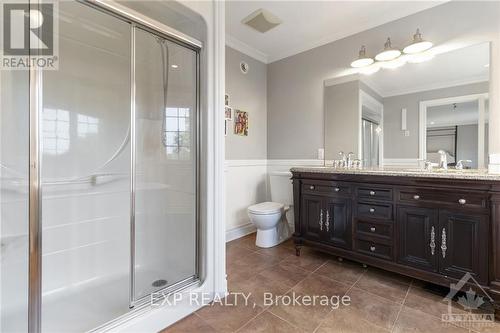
[248,202,284,215]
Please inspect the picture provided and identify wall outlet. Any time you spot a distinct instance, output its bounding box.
[318,148,325,160]
[404,130,410,137]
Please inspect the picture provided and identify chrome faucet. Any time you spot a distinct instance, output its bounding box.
[437,150,448,170]
[456,159,472,170]
[338,151,347,168]
[347,152,355,168]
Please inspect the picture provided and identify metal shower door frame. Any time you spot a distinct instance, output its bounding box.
[27,1,203,331]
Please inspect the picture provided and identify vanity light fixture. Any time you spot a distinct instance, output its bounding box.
[358,63,380,75]
[375,38,401,62]
[403,29,433,54]
[350,46,374,68]
[407,51,434,64]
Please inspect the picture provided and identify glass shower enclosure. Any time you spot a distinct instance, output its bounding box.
[0,1,200,332]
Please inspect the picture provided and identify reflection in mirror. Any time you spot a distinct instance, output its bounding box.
[324,41,490,170]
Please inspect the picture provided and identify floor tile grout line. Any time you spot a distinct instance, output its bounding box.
[232,304,267,333]
[390,279,413,333]
[264,309,307,332]
[312,263,368,333]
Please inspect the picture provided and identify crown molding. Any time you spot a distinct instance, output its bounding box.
[225,34,269,64]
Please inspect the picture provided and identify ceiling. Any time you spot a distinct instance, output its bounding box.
[225,1,445,63]
[427,101,479,127]
[362,42,490,98]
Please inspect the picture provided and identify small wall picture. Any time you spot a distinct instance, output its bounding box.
[234,110,248,136]
[225,106,232,120]
[225,94,230,106]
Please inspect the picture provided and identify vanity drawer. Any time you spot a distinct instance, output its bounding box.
[355,238,393,260]
[398,188,488,210]
[356,220,392,239]
[357,187,393,201]
[357,202,393,220]
[302,181,352,196]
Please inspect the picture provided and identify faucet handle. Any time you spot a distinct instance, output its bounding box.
[419,160,433,172]
[456,160,472,170]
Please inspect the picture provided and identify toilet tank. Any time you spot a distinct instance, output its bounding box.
[269,171,293,206]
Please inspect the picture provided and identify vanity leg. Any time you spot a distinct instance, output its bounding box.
[295,245,301,256]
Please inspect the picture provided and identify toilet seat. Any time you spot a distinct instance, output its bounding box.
[248,202,283,215]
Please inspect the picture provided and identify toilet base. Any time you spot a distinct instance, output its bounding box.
[255,219,291,248]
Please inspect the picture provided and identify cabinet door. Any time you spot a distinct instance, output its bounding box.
[324,197,352,249]
[438,211,488,284]
[300,194,324,241]
[397,207,438,272]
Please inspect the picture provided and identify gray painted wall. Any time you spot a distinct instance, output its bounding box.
[225,46,267,159]
[267,1,500,159]
[324,81,359,160]
[383,82,488,158]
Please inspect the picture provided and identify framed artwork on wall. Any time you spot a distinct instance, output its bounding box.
[234,110,248,136]
[225,93,230,106]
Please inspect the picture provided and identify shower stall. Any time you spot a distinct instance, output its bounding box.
[1,1,201,332]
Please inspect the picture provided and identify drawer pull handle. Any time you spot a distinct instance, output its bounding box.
[369,191,376,196]
[458,198,466,205]
[370,227,376,232]
[309,185,315,190]
[413,195,420,200]
[334,187,340,192]
[370,246,376,252]
[429,226,435,256]
[369,208,375,213]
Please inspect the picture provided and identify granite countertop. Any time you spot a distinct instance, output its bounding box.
[290,166,500,181]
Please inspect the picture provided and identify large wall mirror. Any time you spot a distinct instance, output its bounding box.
[324,41,490,169]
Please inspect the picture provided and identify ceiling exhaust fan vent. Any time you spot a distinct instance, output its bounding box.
[242,9,282,33]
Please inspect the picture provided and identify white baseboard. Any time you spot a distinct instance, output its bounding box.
[226,222,256,242]
[225,221,295,243]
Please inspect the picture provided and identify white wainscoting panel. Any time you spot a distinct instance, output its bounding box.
[383,158,420,168]
[225,160,268,241]
[225,159,324,242]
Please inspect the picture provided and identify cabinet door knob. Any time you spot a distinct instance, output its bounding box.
[370,227,376,232]
[369,191,376,196]
[369,208,375,213]
[309,185,315,190]
[458,198,466,205]
[370,246,376,252]
[334,187,340,192]
[413,195,420,200]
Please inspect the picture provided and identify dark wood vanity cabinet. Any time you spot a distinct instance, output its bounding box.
[299,190,352,249]
[292,171,500,316]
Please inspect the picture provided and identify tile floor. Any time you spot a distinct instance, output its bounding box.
[162,233,499,333]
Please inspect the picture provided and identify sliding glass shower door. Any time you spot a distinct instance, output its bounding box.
[41,3,131,332]
[133,28,198,301]
[1,3,200,331]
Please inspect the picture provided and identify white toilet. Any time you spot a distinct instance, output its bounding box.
[247,172,292,248]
